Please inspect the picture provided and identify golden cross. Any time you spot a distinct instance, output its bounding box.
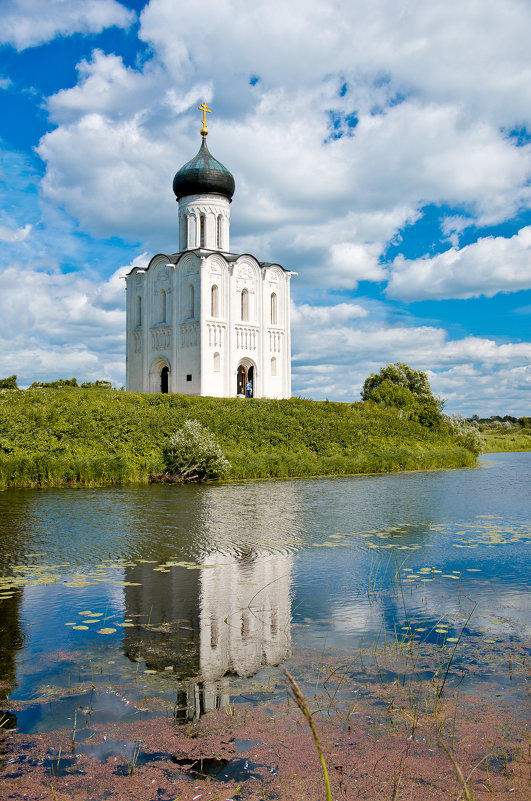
[198,101,211,136]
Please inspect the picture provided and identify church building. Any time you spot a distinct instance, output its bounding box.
[125,104,293,398]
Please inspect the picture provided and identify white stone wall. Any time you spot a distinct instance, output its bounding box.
[178,193,231,252]
[126,249,292,398]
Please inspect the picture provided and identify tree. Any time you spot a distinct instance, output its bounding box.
[161,420,230,481]
[361,362,443,427]
[0,375,18,389]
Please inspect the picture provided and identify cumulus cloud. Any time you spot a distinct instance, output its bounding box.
[291,302,531,414]
[35,6,531,270]
[0,260,131,386]
[387,227,531,300]
[0,0,134,50]
[0,223,31,242]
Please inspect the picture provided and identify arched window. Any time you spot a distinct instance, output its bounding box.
[216,214,222,249]
[160,289,166,323]
[213,352,220,372]
[200,214,205,248]
[211,284,219,317]
[271,356,277,376]
[137,296,142,326]
[241,288,249,322]
[188,284,195,318]
[185,215,190,249]
[270,292,277,325]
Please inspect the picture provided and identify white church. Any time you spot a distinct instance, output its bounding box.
[125,105,293,398]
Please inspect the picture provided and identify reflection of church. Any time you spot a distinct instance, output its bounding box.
[125,103,293,398]
[122,549,292,719]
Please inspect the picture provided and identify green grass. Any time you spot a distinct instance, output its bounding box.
[0,388,477,488]
[481,428,531,453]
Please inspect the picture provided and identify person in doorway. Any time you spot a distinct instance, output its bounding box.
[245,380,252,398]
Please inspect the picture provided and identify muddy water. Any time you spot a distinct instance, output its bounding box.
[0,452,529,796]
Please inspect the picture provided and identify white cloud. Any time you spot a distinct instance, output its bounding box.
[387,226,531,301]
[292,302,368,326]
[291,303,531,414]
[139,0,531,127]
[0,0,134,50]
[0,223,31,242]
[0,260,131,386]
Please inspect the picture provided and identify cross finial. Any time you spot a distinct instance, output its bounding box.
[198,101,211,137]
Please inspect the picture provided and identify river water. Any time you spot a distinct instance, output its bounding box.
[0,452,529,730]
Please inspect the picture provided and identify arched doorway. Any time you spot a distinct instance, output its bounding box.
[237,362,254,397]
[149,358,171,394]
[160,366,169,393]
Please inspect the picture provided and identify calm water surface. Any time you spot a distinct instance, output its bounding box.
[0,452,529,729]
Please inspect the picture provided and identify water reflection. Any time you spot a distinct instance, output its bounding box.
[123,549,291,719]
[0,453,529,726]
[120,483,296,719]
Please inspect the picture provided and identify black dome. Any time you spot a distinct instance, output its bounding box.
[172,137,235,201]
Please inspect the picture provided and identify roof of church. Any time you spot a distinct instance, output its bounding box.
[172,137,235,201]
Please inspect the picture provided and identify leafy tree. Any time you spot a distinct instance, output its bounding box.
[0,375,18,389]
[361,362,443,427]
[162,419,230,481]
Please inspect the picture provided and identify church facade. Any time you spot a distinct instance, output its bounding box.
[125,108,293,398]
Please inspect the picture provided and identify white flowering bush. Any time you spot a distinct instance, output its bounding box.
[162,420,230,481]
[444,414,485,456]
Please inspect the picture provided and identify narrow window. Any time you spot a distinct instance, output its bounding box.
[271,356,277,376]
[188,284,195,318]
[160,365,169,394]
[210,615,218,648]
[211,284,219,317]
[185,214,190,249]
[270,292,277,325]
[160,289,166,323]
[200,214,205,247]
[213,352,220,372]
[216,214,222,249]
[241,288,249,322]
[137,296,142,326]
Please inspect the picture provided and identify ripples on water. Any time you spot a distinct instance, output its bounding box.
[0,452,529,725]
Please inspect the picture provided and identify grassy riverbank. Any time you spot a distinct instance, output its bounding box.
[0,388,477,488]
[481,427,531,453]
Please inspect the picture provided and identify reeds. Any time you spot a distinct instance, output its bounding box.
[284,668,332,801]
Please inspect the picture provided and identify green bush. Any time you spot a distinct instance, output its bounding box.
[443,415,485,456]
[0,375,18,390]
[162,419,230,481]
[29,378,79,389]
[0,389,478,488]
[361,362,443,427]
[80,380,112,389]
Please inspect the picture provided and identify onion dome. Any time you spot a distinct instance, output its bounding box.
[172,137,235,201]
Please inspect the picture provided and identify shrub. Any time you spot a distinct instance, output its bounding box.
[80,380,112,389]
[361,362,443,428]
[30,378,79,389]
[161,419,230,481]
[444,414,485,456]
[0,375,18,389]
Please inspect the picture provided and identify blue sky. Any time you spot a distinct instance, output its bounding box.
[0,0,529,414]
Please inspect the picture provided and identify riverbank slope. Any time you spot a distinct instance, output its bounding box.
[0,389,477,487]
[481,428,531,453]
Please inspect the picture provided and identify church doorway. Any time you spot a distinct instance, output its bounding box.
[160,366,169,393]
[237,364,254,397]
